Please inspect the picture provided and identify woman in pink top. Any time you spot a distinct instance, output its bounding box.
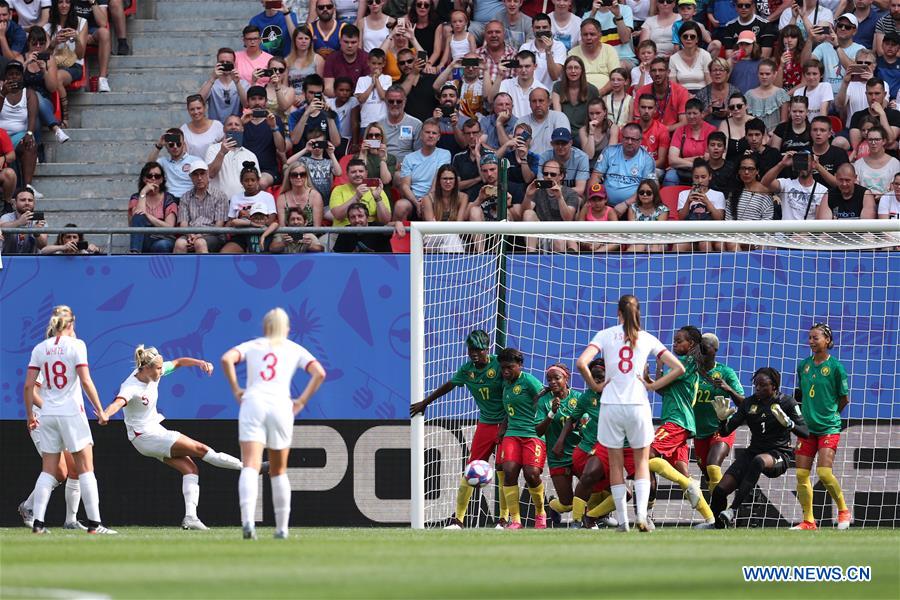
[664,97,716,185]
[579,183,619,252]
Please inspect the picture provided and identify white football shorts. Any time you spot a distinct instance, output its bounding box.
[238,397,294,450]
[597,403,654,449]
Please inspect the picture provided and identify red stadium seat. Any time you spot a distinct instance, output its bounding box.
[124,0,138,17]
[391,222,410,253]
[828,115,843,133]
[66,62,88,91]
[659,185,689,221]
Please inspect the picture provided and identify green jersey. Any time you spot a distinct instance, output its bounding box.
[537,390,581,468]
[502,372,544,439]
[659,355,699,435]
[797,355,849,435]
[694,363,744,439]
[450,355,505,424]
[570,389,601,453]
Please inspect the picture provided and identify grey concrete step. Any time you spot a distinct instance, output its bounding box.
[156,1,254,20]
[46,139,162,164]
[43,128,163,142]
[129,18,249,33]
[74,106,186,129]
[106,68,210,93]
[109,55,213,68]
[31,175,138,199]
[37,162,141,177]
[129,34,239,56]
[70,91,197,106]
[39,198,126,211]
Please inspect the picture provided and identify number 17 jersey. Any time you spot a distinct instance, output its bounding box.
[234,337,319,402]
[588,325,667,406]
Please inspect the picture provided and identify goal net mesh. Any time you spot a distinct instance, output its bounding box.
[418,228,899,529]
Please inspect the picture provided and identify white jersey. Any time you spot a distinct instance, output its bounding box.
[588,325,667,406]
[27,336,89,416]
[234,337,318,402]
[115,362,175,440]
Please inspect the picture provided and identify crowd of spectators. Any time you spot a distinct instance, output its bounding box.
[2,0,900,256]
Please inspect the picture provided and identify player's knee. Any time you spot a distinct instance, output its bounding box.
[184,458,199,475]
[196,442,210,456]
[751,455,767,470]
[194,238,209,252]
[815,466,834,480]
[522,467,541,484]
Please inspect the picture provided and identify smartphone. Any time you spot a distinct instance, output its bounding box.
[226,131,244,146]
[313,91,324,100]
[440,105,454,117]
[366,139,382,148]
[417,51,428,62]
[537,31,552,39]
[793,152,810,172]
[259,68,274,78]
[504,59,520,69]
[601,0,614,5]
[164,133,181,144]
[483,185,497,198]
[364,178,381,188]
[251,108,269,119]
[819,25,832,36]
[264,0,283,8]
[31,211,44,221]
[37,51,51,61]
[76,240,89,251]
[461,57,480,67]
[518,130,532,142]
[219,61,234,72]
[536,180,553,189]
[312,140,327,150]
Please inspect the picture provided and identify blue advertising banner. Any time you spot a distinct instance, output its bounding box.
[1,255,411,420]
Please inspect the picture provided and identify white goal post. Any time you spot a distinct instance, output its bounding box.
[410,220,900,530]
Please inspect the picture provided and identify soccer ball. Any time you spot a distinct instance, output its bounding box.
[464,460,494,488]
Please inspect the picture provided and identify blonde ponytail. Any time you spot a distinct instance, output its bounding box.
[263,307,290,344]
[134,344,162,370]
[46,305,74,338]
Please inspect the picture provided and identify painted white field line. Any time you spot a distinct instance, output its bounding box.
[0,587,112,600]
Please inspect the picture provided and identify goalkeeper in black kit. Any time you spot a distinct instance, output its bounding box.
[709,367,809,528]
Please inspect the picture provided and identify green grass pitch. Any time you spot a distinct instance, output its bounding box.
[1,528,898,599]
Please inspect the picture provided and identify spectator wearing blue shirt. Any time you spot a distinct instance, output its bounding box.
[395,118,452,221]
[288,73,342,150]
[0,1,26,61]
[588,122,656,214]
[539,127,590,198]
[249,0,301,58]
[852,0,885,50]
[877,32,900,94]
[813,13,865,97]
[479,92,518,151]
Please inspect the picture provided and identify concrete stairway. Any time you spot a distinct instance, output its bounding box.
[34,0,251,251]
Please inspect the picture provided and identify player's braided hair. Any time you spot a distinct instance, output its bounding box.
[465,329,490,350]
[46,305,74,338]
[497,347,523,364]
[811,322,835,349]
[134,345,162,370]
[753,367,781,390]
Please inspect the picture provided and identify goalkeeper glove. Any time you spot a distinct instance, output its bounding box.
[713,396,736,421]
[771,404,794,430]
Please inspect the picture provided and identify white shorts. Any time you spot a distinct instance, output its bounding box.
[239,398,294,450]
[36,414,93,454]
[131,426,181,461]
[597,403,654,449]
[30,427,42,455]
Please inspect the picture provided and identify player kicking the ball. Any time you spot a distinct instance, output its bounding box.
[410,330,508,529]
[791,323,852,531]
[222,308,326,540]
[103,345,246,530]
[575,295,685,532]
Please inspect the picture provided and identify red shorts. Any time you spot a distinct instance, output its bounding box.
[592,443,636,491]
[795,433,841,458]
[651,422,691,466]
[550,465,572,477]
[693,431,737,469]
[500,436,546,470]
[468,422,502,463]
[571,446,590,478]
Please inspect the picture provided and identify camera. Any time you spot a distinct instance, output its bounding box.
[30,211,44,221]
[259,68,274,78]
[36,51,51,61]
[312,140,328,150]
[251,108,269,119]
[313,91,324,100]
[164,133,181,144]
[76,241,89,251]
[366,139,382,148]
[264,0,283,8]
[417,51,428,62]
[364,178,381,188]
[793,152,810,172]
[219,61,234,72]
[226,131,243,146]
[504,59,520,69]
[461,57,480,67]
[518,130,531,142]
[440,105,455,117]
[536,180,553,189]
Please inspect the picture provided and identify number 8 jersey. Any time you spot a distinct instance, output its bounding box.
[27,336,89,416]
[235,337,319,401]
[588,325,667,406]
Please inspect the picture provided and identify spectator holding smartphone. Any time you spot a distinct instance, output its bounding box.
[779,0,835,40]
[206,115,261,200]
[242,85,286,188]
[290,129,341,202]
[0,188,47,253]
[812,14,864,98]
[41,224,100,254]
[148,128,201,198]
[236,25,274,85]
[289,73,342,148]
[22,26,70,143]
[520,157,579,252]
[674,159,726,251]
[329,158,392,227]
[250,0,300,58]
[0,61,39,194]
[327,76,359,154]
[278,207,324,253]
[43,0,87,96]
[200,48,248,123]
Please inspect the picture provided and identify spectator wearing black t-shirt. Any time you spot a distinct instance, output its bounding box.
[397,47,439,122]
[243,85,286,188]
[816,163,877,219]
[706,131,737,195]
[452,119,491,198]
[809,115,848,188]
[742,118,781,176]
[770,96,811,178]
[847,77,900,150]
[723,1,775,58]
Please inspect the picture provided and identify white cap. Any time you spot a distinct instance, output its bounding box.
[249,202,268,216]
[189,160,209,174]
[837,13,859,27]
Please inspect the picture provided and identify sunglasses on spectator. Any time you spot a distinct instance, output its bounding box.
[270,67,286,73]
[736,3,752,7]
[638,189,654,196]
[837,22,856,29]
[318,4,334,9]
[416,1,430,6]
[366,133,382,139]
[857,61,874,66]
[290,171,308,178]
[145,172,164,179]
[681,34,697,40]
[659,0,675,3]
[367,0,382,4]
[398,58,414,65]
[729,103,744,110]
[167,141,182,148]
[387,99,405,105]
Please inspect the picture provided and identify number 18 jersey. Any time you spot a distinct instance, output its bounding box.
[588,325,667,406]
[234,337,319,402]
[27,336,89,417]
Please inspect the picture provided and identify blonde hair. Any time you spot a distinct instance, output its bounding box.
[134,344,162,370]
[709,57,731,74]
[263,307,290,343]
[46,305,74,338]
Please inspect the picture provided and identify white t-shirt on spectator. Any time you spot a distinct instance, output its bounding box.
[326,96,360,139]
[631,64,653,89]
[776,178,827,220]
[181,120,225,160]
[354,74,393,129]
[227,190,277,218]
[877,192,900,218]
[793,83,834,121]
[204,143,261,201]
[499,78,549,119]
[550,12,582,51]
[844,80,890,121]
[520,38,568,89]
[13,0,51,27]
[43,18,88,67]
[677,188,726,215]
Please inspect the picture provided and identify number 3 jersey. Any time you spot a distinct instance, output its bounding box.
[234,337,318,402]
[115,361,176,440]
[28,336,89,416]
[588,325,667,406]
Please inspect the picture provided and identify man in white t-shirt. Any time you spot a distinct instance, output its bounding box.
[761,150,829,220]
[205,116,260,200]
[550,0,582,51]
[519,13,566,89]
[494,50,549,119]
[9,0,49,27]
[354,48,392,130]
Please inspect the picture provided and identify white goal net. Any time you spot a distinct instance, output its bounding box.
[410,221,900,530]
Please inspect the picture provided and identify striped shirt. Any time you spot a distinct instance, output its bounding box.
[177,187,229,228]
[725,190,775,221]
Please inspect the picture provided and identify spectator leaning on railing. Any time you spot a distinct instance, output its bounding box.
[0,187,46,253]
[41,222,100,253]
[128,161,178,254]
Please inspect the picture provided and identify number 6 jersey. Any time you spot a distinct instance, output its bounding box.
[234,337,319,402]
[27,336,89,416]
[588,325,667,406]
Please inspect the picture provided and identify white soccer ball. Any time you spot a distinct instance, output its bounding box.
[464,460,494,488]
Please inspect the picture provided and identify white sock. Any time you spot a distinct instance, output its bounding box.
[182,474,200,519]
[634,478,651,523]
[239,467,259,527]
[202,449,243,470]
[611,483,629,529]
[78,472,101,523]
[23,488,37,511]
[32,472,58,522]
[65,478,81,523]
[271,474,291,535]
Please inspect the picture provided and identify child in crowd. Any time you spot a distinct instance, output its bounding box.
[631,40,656,90]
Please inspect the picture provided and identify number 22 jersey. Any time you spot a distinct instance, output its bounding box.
[588,325,667,406]
[234,337,319,402]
